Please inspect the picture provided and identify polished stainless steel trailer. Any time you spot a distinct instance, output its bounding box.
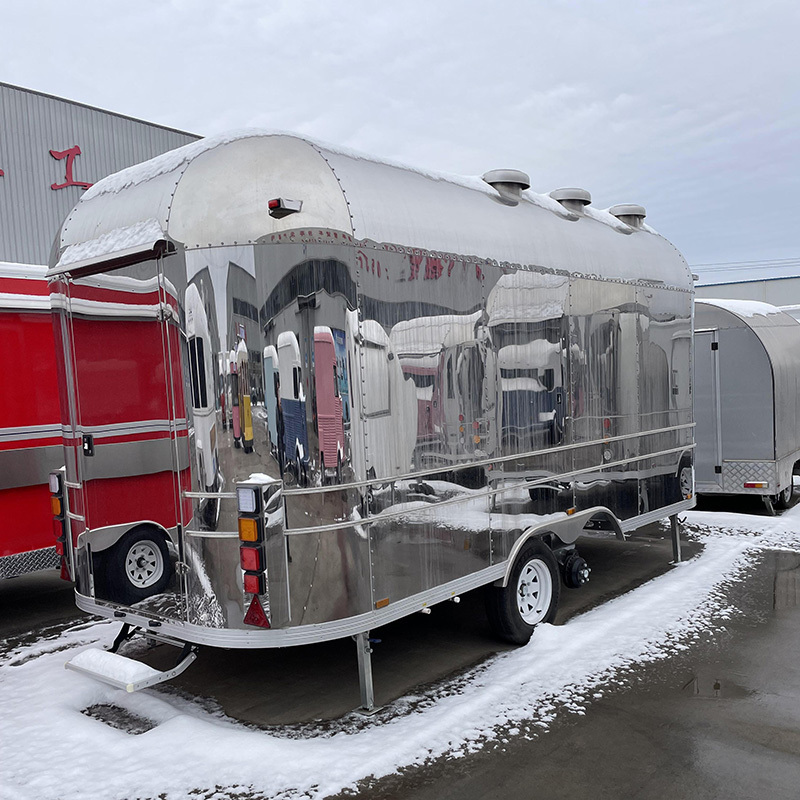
[48,133,694,707]
[695,299,800,514]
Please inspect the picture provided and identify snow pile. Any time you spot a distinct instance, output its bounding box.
[684,503,800,553]
[0,518,783,800]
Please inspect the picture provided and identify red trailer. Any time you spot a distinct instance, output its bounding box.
[49,269,195,603]
[0,263,63,578]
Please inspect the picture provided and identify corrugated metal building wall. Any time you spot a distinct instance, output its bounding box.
[694,258,800,307]
[0,82,199,265]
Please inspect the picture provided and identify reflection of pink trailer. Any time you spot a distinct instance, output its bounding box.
[314,326,345,480]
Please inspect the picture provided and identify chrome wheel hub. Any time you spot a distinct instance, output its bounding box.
[125,540,164,588]
[516,558,553,625]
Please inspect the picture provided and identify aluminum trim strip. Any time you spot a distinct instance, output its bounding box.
[0,423,62,442]
[284,443,697,536]
[283,422,697,497]
[183,492,238,500]
[619,498,696,532]
[185,530,239,539]
[74,562,509,648]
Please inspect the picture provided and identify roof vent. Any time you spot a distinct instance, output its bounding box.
[609,204,646,229]
[550,187,592,214]
[482,169,530,206]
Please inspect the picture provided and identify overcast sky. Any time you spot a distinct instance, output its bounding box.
[5,0,798,269]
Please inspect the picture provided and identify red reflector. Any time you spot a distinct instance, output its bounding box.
[473,420,480,430]
[55,539,64,556]
[603,418,611,430]
[268,198,280,209]
[243,594,271,628]
[53,518,64,539]
[459,414,464,422]
[240,546,262,572]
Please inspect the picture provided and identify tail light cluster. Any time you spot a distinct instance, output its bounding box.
[236,483,272,628]
[49,471,71,581]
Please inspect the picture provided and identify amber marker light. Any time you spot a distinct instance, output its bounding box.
[238,517,259,542]
[50,496,62,517]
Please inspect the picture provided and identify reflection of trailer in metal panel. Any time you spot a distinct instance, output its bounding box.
[390,311,493,464]
[262,345,280,452]
[313,326,345,480]
[0,263,62,579]
[277,330,309,484]
[48,132,694,709]
[695,299,800,513]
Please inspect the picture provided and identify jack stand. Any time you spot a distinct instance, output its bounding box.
[354,631,381,715]
[670,514,682,563]
[762,495,777,517]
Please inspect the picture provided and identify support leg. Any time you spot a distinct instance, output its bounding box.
[355,631,376,713]
[670,514,682,563]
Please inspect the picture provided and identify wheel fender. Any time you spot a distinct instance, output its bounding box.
[496,507,622,587]
[675,449,694,477]
[84,520,175,554]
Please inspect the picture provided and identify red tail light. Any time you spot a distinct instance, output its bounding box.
[243,571,266,595]
[240,546,262,572]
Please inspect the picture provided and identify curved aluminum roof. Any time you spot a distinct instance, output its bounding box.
[696,299,800,460]
[51,130,691,288]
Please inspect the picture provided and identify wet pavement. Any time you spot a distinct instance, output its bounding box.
[351,547,800,800]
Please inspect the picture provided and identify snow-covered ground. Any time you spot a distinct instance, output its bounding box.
[3,506,800,800]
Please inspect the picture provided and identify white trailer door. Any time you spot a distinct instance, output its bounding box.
[694,330,723,490]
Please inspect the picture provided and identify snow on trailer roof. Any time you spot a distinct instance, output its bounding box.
[50,130,691,288]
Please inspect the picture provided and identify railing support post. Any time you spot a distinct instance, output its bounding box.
[670,514,682,563]
[355,631,376,713]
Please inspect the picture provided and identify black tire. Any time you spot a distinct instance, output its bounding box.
[485,538,560,645]
[775,482,794,510]
[101,527,173,605]
[679,463,693,500]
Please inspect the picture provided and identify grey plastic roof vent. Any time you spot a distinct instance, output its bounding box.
[482,169,530,206]
[609,203,646,229]
[550,187,592,214]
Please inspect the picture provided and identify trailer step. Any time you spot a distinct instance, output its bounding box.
[65,641,197,693]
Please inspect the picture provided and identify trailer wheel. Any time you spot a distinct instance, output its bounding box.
[102,528,173,605]
[679,464,693,500]
[485,538,560,645]
[775,482,794,509]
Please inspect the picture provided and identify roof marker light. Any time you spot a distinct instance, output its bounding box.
[268,198,303,219]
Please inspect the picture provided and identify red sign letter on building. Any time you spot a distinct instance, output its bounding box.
[50,145,93,190]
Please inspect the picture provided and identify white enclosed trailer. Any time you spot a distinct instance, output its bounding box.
[694,299,800,513]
